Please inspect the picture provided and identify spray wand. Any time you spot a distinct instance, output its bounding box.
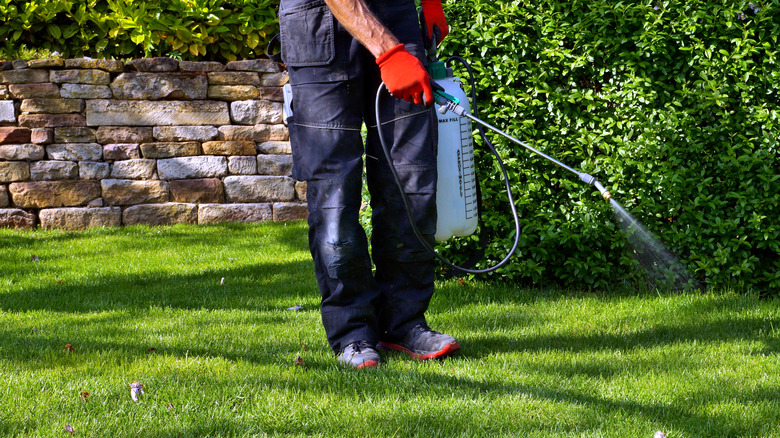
[433,92,612,201]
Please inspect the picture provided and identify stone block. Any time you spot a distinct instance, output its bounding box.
[207,72,261,86]
[0,208,36,229]
[101,179,169,205]
[169,178,224,203]
[18,114,86,128]
[30,160,79,181]
[96,126,154,144]
[0,69,49,84]
[257,154,293,176]
[139,141,201,159]
[153,126,218,142]
[21,98,84,114]
[198,203,272,224]
[47,143,103,161]
[87,197,104,207]
[0,85,7,99]
[257,87,284,102]
[39,207,122,229]
[0,144,45,161]
[202,140,256,156]
[9,180,101,208]
[231,100,284,125]
[110,159,156,179]
[228,155,257,175]
[218,125,288,142]
[79,161,110,180]
[60,84,113,99]
[9,83,60,99]
[157,156,228,180]
[64,58,124,72]
[111,72,208,100]
[0,100,14,123]
[0,61,11,71]
[226,59,282,73]
[259,72,289,87]
[295,181,307,201]
[273,202,308,221]
[86,100,230,126]
[54,127,96,143]
[257,141,292,155]
[31,128,54,144]
[103,144,141,161]
[12,60,28,69]
[27,59,65,69]
[0,127,32,144]
[0,184,7,207]
[50,69,111,85]
[207,85,260,101]
[0,162,29,182]
[179,61,226,72]
[123,203,198,226]
[224,175,295,203]
[127,57,179,72]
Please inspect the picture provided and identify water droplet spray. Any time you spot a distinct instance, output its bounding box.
[607,197,701,291]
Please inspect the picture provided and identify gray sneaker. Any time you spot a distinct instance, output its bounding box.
[338,341,381,369]
[378,324,460,360]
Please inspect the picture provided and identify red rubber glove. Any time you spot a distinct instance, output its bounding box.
[376,44,433,106]
[420,0,448,45]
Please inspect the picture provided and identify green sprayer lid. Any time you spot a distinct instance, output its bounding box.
[427,61,447,80]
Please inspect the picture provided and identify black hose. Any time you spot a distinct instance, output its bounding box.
[374,70,521,274]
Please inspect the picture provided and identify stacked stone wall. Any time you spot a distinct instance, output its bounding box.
[0,57,307,229]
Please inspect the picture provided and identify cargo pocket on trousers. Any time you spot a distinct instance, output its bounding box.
[280,4,335,67]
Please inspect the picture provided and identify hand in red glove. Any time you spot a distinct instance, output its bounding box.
[376,44,433,106]
[420,0,448,46]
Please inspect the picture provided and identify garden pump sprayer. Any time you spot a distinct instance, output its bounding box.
[375,39,613,275]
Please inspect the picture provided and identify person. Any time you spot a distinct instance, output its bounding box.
[278,0,460,368]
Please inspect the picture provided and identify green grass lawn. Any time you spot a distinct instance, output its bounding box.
[1,222,778,437]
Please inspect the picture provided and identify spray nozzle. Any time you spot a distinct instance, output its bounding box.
[580,173,612,200]
[593,180,612,201]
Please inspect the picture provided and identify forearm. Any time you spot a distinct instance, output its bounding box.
[324,0,400,57]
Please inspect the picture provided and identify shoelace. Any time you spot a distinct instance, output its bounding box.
[351,341,372,353]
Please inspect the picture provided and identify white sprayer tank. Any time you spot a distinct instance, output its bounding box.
[431,63,478,241]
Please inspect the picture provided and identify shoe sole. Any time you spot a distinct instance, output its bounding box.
[377,341,460,360]
[355,360,379,369]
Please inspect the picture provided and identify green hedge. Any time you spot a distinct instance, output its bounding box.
[0,0,278,61]
[440,0,779,292]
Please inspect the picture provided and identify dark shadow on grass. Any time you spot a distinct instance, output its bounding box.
[458,315,780,359]
[0,260,316,312]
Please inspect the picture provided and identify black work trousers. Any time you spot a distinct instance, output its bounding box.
[279,0,438,353]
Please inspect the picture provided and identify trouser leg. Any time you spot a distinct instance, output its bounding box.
[365,84,438,343]
[282,0,437,352]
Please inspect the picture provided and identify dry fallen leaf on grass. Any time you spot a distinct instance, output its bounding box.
[64,424,75,434]
[294,355,305,366]
[31,254,40,262]
[79,391,89,402]
[64,344,74,353]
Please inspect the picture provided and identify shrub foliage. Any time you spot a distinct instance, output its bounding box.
[0,0,278,61]
[440,0,779,292]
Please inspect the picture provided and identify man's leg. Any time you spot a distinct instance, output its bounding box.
[363,0,459,358]
[281,0,382,358]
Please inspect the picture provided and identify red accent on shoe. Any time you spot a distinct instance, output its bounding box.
[355,360,379,369]
[378,341,460,360]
